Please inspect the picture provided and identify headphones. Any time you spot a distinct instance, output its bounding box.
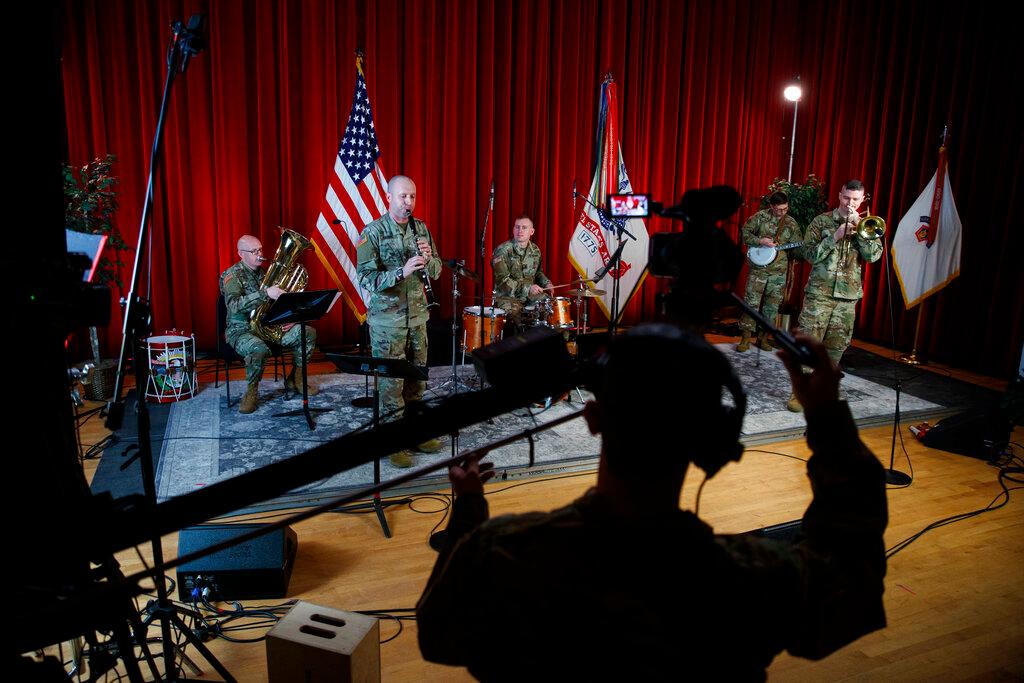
[595,324,747,479]
[687,347,746,479]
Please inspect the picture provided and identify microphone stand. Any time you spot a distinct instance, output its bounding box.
[880,228,912,485]
[477,181,494,356]
[437,261,474,395]
[105,16,235,681]
[573,189,636,336]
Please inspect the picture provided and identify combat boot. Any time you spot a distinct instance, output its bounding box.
[239,383,260,414]
[756,333,773,351]
[736,333,752,352]
[389,450,414,468]
[786,393,803,413]
[416,438,444,453]
[285,367,318,396]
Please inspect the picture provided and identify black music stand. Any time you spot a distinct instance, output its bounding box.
[326,353,428,538]
[264,289,338,429]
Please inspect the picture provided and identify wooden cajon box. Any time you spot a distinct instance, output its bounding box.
[266,600,380,682]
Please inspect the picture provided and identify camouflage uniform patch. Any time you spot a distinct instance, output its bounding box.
[219,260,317,385]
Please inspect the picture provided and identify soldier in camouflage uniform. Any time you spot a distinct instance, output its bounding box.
[491,215,553,331]
[737,191,801,352]
[219,234,318,414]
[417,325,888,679]
[791,179,882,412]
[356,175,443,467]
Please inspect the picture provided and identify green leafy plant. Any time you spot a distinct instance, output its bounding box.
[64,153,130,290]
[759,173,828,230]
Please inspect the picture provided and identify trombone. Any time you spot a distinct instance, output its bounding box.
[839,206,885,267]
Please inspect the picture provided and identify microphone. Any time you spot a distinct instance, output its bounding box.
[489,180,495,211]
[572,179,577,199]
[178,14,207,73]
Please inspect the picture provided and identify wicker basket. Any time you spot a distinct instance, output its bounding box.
[82,359,119,401]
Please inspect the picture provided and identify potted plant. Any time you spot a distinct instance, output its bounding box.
[758,173,828,233]
[64,154,130,397]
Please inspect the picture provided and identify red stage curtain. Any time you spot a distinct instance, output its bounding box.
[61,0,1023,378]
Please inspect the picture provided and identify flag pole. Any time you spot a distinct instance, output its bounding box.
[898,124,948,366]
[899,299,926,365]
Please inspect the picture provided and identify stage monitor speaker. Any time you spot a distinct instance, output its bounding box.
[921,408,1011,461]
[176,523,297,602]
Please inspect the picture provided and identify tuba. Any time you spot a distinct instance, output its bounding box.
[250,228,311,344]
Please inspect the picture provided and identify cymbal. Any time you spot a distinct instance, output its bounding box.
[552,277,596,289]
[443,259,481,283]
[567,288,605,297]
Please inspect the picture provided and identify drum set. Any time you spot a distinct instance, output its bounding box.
[460,279,605,354]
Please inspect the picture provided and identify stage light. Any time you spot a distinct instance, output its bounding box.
[783,80,803,181]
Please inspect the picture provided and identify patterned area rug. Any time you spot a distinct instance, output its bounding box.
[155,366,597,513]
[148,349,947,514]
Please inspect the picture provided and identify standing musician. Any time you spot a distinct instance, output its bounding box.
[219,234,318,414]
[737,191,801,352]
[356,175,443,467]
[791,179,883,412]
[491,214,554,331]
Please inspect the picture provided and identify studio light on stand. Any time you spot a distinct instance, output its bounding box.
[783,80,802,182]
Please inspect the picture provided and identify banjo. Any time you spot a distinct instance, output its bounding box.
[746,241,803,267]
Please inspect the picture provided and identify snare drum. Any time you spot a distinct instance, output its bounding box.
[143,332,197,403]
[546,297,574,329]
[462,306,506,352]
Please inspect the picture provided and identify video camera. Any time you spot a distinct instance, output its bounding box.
[610,186,813,364]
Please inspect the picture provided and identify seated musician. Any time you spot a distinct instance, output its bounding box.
[491,214,554,332]
[219,234,317,414]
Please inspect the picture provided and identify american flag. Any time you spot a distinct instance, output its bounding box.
[310,55,389,321]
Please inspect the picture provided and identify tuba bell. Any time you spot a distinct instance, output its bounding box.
[250,228,311,344]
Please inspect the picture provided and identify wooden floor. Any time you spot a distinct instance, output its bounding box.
[61,342,1024,681]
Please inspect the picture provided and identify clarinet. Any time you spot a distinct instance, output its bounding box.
[409,213,439,309]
